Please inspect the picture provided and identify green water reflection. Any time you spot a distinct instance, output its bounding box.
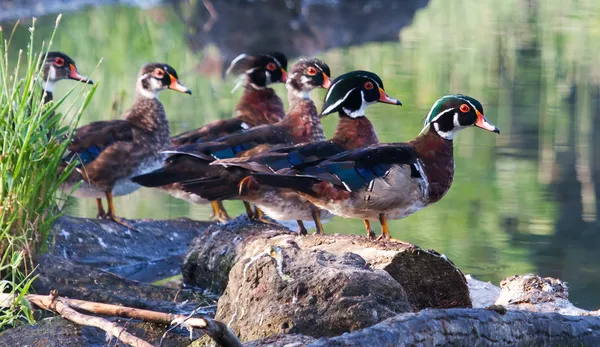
[5,0,600,309]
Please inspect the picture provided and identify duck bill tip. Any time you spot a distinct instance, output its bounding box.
[68,64,93,84]
[475,111,499,134]
[169,77,192,94]
[378,88,401,105]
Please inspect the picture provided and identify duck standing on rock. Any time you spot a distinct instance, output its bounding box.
[153,52,288,222]
[132,58,331,227]
[191,70,402,235]
[247,94,499,239]
[59,63,191,230]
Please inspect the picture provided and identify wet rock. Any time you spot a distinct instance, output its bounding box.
[51,215,209,282]
[215,237,412,341]
[0,316,195,347]
[33,253,214,315]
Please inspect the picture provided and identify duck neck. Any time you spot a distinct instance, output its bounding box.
[126,87,170,145]
[331,111,379,150]
[235,85,286,126]
[410,126,455,204]
[278,97,325,143]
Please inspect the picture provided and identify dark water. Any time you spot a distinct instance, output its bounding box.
[2,0,600,309]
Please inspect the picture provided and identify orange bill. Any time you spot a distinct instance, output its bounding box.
[475,110,500,133]
[378,88,402,105]
[68,64,93,84]
[169,74,192,94]
[321,73,332,89]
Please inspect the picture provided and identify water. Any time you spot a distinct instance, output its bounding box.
[2,0,600,309]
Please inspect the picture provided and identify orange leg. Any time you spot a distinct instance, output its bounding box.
[96,198,106,219]
[105,191,137,231]
[243,201,255,219]
[364,219,376,240]
[376,213,391,241]
[210,200,230,223]
[310,206,325,235]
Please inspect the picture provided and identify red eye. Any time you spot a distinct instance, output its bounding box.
[54,57,65,66]
[306,67,317,76]
[459,104,470,113]
[266,62,276,71]
[154,69,165,78]
[364,81,374,90]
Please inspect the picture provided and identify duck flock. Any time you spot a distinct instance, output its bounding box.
[43,51,499,240]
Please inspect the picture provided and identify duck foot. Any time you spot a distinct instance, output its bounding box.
[364,219,377,240]
[108,215,138,232]
[250,208,282,228]
[210,201,231,223]
[96,198,107,219]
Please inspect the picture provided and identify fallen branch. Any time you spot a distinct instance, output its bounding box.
[0,291,241,347]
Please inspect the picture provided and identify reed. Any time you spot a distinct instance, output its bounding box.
[0,16,97,329]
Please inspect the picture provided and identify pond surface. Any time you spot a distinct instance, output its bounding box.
[3,0,600,309]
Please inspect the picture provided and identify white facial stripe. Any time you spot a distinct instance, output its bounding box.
[453,112,460,127]
[455,96,478,112]
[226,54,248,75]
[343,90,368,118]
[425,96,448,126]
[323,87,356,115]
[428,107,455,124]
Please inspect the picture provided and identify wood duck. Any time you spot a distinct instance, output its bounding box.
[184,70,402,235]
[59,63,191,229]
[132,58,331,224]
[157,52,288,222]
[247,95,499,240]
[42,52,93,104]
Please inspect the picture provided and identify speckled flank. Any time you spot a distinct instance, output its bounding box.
[244,188,333,221]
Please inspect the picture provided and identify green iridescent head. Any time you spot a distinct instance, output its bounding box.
[421,94,499,140]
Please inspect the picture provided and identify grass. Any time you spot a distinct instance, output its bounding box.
[0,16,97,329]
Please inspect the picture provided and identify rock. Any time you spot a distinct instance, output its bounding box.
[243,334,317,347]
[33,253,214,315]
[182,220,471,310]
[181,216,292,294]
[305,309,600,346]
[495,274,600,316]
[51,215,209,283]
[215,236,412,341]
[0,316,194,347]
[466,274,501,308]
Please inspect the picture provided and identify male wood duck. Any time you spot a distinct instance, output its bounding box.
[132,58,331,224]
[59,63,191,229]
[42,52,93,104]
[182,70,402,235]
[156,52,288,222]
[247,94,499,240]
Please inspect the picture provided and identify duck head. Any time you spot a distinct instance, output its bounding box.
[226,52,288,90]
[321,70,401,118]
[42,52,93,92]
[286,58,331,99]
[422,94,500,140]
[137,63,191,99]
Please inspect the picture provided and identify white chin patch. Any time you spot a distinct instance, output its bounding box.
[43,80,56,93]
[342,91,369,118]
[137,75,160,99]
[433,122,462,140]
